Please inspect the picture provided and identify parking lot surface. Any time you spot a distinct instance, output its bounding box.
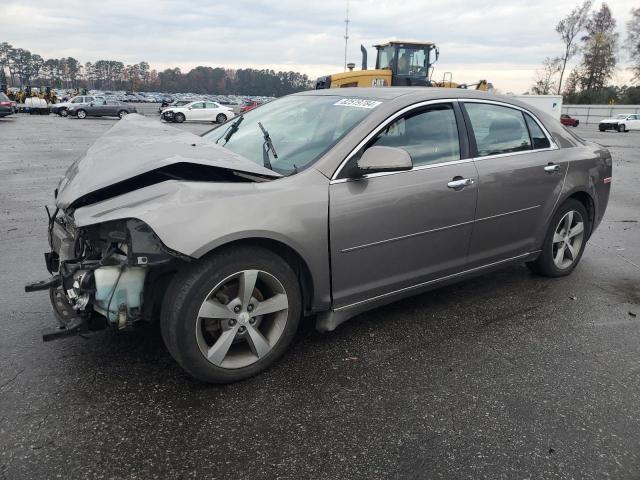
[1,114,639,479]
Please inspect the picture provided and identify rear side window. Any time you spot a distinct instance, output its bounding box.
[465,103,531,157]
[524,114,551,149]
[191,102,205,109]
[370,103,461,167]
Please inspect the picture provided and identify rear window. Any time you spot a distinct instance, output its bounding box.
[465,103,531,157]
[0,93,9,102]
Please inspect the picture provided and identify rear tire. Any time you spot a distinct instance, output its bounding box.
[76,109,87,119]
[216,113,227,124]
[118,110,128,119]
[527,199,589,277]
[175,112,185,123]
[161,246,301,384]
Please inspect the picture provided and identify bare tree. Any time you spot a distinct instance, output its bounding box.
[580,3,618,91]
[556,0,592,94]
[531,57,562,94]
[563,68,581,95]
[626,7,640,82]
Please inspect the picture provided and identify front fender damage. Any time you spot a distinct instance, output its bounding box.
[25,214,189,341]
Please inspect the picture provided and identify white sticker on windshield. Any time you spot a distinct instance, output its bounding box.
[333,98,382,109]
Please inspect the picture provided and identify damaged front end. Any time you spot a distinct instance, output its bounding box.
[26,212,185,341]
[25,114,282,341]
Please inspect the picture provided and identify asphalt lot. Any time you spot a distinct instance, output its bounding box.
[0,113,639,479]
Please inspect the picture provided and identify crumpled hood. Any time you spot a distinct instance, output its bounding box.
[55,114,280,208]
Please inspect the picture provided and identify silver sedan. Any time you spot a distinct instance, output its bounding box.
[28,88,612,383]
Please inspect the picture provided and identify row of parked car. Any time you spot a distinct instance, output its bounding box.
[46,94,251,123]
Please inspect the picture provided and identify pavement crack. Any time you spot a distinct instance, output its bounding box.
[590,241,640,271]
[0,368,24,392]
[483,343,516,367]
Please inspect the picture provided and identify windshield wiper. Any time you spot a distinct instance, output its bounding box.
[258,122,278,170]
[215,116,244,145]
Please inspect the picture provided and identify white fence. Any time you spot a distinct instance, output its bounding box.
[562,104,640,124]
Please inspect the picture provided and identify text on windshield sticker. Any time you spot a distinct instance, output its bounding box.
[333,98,382,109]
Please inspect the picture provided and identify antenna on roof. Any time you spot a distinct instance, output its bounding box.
[343,0,350,72]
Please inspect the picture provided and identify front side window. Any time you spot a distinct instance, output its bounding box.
[190,102,205,109]
[376,45,395,70]
[203,95,381,175]
[370,103,460,167]
[71,97,83,103]
[465,103,531,157]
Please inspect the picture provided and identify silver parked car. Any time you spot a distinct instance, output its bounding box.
[26,88,612,383]
[68,99,137,119]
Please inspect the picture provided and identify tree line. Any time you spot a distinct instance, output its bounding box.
[531,2,640,104]
[0,43,311,96]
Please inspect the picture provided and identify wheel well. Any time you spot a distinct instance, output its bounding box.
[567,191,595,236]
[202,238,315,315]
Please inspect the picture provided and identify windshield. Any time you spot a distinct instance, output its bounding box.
[616,114,629,119]
[202,95,382,175]
[396,47,428,76]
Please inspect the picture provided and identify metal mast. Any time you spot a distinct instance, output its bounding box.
[343,0,350,71]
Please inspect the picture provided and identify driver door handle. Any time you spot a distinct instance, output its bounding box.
[544,163,561,173]
[447,177,475,189]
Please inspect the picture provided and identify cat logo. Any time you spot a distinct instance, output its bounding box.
[371,78,387,87]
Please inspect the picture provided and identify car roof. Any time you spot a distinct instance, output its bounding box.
[292,87,548,110]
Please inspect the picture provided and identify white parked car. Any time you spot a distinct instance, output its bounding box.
[598,113,640,132]
[160,101,235,124]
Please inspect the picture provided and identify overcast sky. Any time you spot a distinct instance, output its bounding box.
[4,0,637,92]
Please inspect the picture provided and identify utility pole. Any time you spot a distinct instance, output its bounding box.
[343,0,350,71]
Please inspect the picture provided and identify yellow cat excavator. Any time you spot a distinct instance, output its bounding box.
[315,40,490,91]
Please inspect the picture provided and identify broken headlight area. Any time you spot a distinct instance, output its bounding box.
[26,214,188,340]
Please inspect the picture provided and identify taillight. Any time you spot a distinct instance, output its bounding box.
[0,101,10,107]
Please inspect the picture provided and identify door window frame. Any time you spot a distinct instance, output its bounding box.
[459,99,558,162]
[332,99,471,182]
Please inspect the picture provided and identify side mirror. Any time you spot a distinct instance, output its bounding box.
[89,102,94,106]
[357,146,413,174]
[188,106,192,110]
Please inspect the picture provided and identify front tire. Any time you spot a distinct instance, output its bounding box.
[118,110,128,119]
[161,246,301,383]
[59,108,68,117]
[175,112,185,123]
[527,199,589,277]
[76,109,87,119]
[216,113,227,124]
[618,124,626,133]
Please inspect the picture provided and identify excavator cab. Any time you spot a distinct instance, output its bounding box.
[374,41,439,86]
[315,40,439,89]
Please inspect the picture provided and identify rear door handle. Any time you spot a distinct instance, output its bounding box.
[447,177,475,189]
[544,163,560,173]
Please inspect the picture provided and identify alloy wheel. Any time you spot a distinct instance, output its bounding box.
[195,270,289,369]
[552,210,585,269]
